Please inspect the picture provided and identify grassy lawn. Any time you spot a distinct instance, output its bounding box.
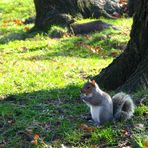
[0,0,148,147]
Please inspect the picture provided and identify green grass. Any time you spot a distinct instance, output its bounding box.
[0,0,147,147]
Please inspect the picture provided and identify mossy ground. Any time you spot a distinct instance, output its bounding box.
[0,0,147,147]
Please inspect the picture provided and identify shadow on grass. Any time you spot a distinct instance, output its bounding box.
[1,84,87,146]
[2,84,81,104]
[1,84,145,147]
[0,29,44,44]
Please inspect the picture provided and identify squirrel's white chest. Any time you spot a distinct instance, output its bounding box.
[90,106,102,123]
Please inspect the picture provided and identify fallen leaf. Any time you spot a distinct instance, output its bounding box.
[119,144,123,148]
[34,134,39,140]
[24,26,30,31]
[91,145,97,148]
[110,51,119,57]
[7,119,15,124]
[17,47,28,52]
[31,134,40,145]
[88,45,102,54]
[76,42,102,54]
[122,129,130,137]
[31,140,38,145]
[3,20,12,27]
[13,19,23,25]
[3,20,12,23]
[119,0,127,4]
[144,141,148,147]
[124,131,129,136]
[80,124,95,132]
[63,32,71,37]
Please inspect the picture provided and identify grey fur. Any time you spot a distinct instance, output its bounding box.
[112,92,135,121]
[81,81,135,125]
[81,83,113,125]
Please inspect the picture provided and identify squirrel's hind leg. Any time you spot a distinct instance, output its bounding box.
[114,111,132,121]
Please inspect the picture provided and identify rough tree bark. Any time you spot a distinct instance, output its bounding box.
[94,0,148,92]
[33,0,121,30]
[128,0,140,16]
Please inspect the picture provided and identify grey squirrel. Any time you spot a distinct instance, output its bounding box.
[80,80,135,125]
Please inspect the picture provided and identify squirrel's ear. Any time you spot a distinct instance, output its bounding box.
[91,80,96,86]
[88,79,92,83]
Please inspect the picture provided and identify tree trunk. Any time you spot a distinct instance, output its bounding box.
[34,0,51,30]
[33,0,80,30]
[33,0,121,30]
[94,0,148,93]
[128,0,140,17]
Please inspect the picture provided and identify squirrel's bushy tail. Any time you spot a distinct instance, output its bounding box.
[112,92,135,121]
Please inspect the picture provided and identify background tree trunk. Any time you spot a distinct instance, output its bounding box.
[33,0,121,30]
[128,0,140,16]
[94,0,148,93]
[34,0,51,30]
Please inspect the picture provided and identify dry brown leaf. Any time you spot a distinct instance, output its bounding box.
[3,19,24,27]
[119,0,127,4]
[110,51,119,57]
[7,119,15,124]
[122,130,130,137]
[84,34,91,39]
[3,20,12,23]
[144,141,148,147]
[3,20,12,27]
[31,134,40,145]
[13,19,23,25]
[17,47,28,52]
[80,124,95,132]
[24,26,30,31]
[63,32,71,37]
[91,145,97,148]
[79,43,102,54]
[31,140,38,145]
[119,144,123,148]
[34,134,40,140]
